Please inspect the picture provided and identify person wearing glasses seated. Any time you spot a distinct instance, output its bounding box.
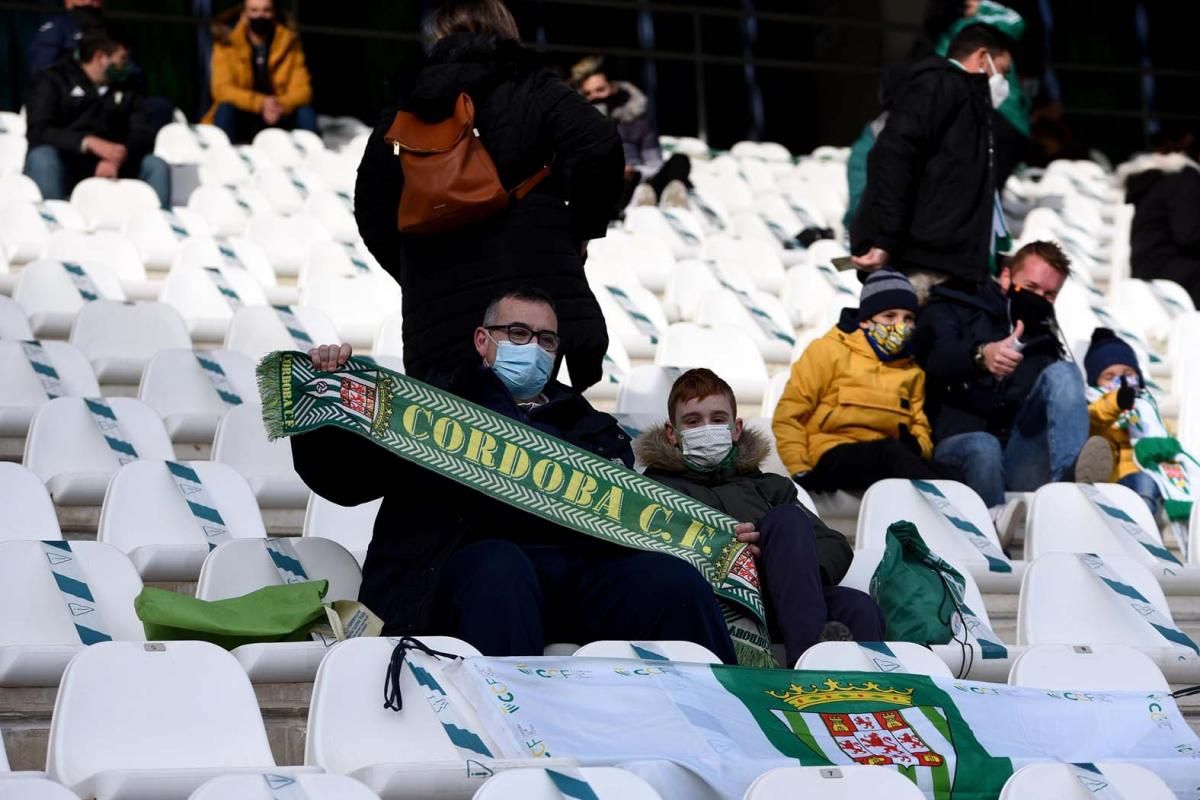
[290,287,739,662]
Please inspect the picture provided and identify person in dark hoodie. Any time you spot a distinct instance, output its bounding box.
[851,24,1013,286]
[914,240,1114,521]
[293,289,738,662]
[353,0,623,390]
[637,368,884,667]
[1120,127,1200,306]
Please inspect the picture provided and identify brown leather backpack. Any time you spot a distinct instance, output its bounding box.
[384,92,550,235]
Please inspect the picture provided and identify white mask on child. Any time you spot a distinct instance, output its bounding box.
[679,424,734,472]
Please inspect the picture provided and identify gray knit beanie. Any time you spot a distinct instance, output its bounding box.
[858,269,918,322]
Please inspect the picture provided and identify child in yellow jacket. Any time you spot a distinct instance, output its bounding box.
[772,269,944,492]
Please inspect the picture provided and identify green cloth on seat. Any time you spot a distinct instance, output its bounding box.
[870,521,964,645]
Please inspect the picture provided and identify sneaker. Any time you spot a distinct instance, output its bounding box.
[631,183,657,207]
[659,179,690,209]
[1070,435,1116,484]
[818,621,853,642]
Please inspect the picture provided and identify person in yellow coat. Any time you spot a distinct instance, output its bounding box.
[201,0,315,145]
[772,269,945,492]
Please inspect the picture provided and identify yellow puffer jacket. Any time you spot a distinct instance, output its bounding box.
[1088,391,1138,481]
[201,16,312,123]
[772,321,933,476]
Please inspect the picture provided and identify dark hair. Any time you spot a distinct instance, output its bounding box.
[78,27,127,63]
[667,368,738,425]
[946,23,1014,61]
[482,287,557,326]
[1008,240,1072,278]
[423,0,520,49]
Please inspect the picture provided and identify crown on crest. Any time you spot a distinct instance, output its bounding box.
[767,679,915,711]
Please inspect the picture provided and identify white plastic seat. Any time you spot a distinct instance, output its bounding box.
[251,128,307,169]
[14,259,126,338]
[69,177,161,230]
[138,349,257,443]
[744,765,926,799]
[0,339,99,437]
[998,763,1175,800]
[0,199,87,266]
[305,191,358,242]
[696,287,795,364]
[122,207,214,271]
[758,370,791,422]
[623,206,703,259]
[299,240,381,290]
[571,641,721,663]
[224,305,340,361]
[212,403,310,508]
[299,269,402,348]
[473,768,662,800]
[0,295,32,339]
[794,641,953,676]
[160,262,269,343]
[0,778,79,799]
[153,122,207,165]
[856,479,1019,592]
[1024,483,1175,577]
[98,460,267,581]
[185,184,252,238]
[189,773,381,800]
[68,300,191,384]
[24,397,174,505]
[302,495,379,564]
[701,234,786,293]
[654,323,768,401]
[371,309,404,359]
[661,258,747,322]
[614,365,681,420]
[308,637,581,798]
[0,173,41,205]
[0,463,62,542]
[0,540,144,687]
[47,641,316,800]
[244,212,333,278]
[44,230,153,299]
[1008,643,1169,692]
[592,281,669,359]
[173,236,278,290]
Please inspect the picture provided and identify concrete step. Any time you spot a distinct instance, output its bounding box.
[57,506,305,538]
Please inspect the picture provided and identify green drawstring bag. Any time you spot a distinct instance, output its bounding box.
[135,580,331,651]
[869,521,964,645]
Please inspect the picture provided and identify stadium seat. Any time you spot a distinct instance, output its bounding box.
[592,281,669,359]
[741,418,791,479]
[0,295,32,339]
[122,207,213,271]
[46,641,317,799]
[0,199,87,266]
[14,259,126,338]
[251,128,308,169]
[473,768,663,800]
[212,403,310,508]
[1018,552,1194,680]
[185,184,252,238]
[0,540,144,687]
[174,237,278,292]
[160,262,270,342]
[572,641,722,663]
[0,463,62,542]
[758,370,791,422]
[299,239,381,290]
[44,229,154,300]
[614,365,682,420]
[153,121,207,165]
[696,286,795,364]
[302,494,380,564]
[0,339,99,437]
[224,305,340,361]
[743,765,926,799]
[253,165,321,215]
[138,349,257,443]
[781,262,861,330]
[195,537,361,682]
[305,190,358,242]
[997,762,1175,800]
[24,397,175,505]
[299,269,402,348]
[0,174,43,205]
[794,641,954,676]
[564,334,631,402]
[371,310,404,360]
[702,234,786,293]
[1007,643,1169,692]
[1024,483,1179,580]
[68,300,192,385]
[98,460,267,581]
[623,206,703,259]
[69,177,161,231]
[856,480,1020,592]
[0,136,28,180]
[662,258,751,323]
[244,212,333,278]
[188,773,382,800]
[654,323,768,402]
[0,778,79,799]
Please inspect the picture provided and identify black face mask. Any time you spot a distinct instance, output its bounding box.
[248,16,276,38]
[1007,284,1058,345]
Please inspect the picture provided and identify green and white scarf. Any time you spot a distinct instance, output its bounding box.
[256,352,773,666]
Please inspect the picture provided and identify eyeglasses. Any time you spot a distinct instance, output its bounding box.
[485,324,560,352]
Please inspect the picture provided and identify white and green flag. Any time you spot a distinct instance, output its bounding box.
[447,656,1200,800]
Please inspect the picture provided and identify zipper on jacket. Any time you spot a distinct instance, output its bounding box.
[392,141,400,156]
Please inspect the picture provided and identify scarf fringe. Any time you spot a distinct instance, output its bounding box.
[735,641,779,669]
[256,351,286,441]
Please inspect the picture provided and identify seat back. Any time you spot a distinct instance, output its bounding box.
[138,348,257,423]
[197,537,361,601]
[1025,483,1168,572]
[173,236,276,288]
[1008,643,1169,692]
[46,641,276,786]
[0,777,81,799]
[69,177,160,230]
[98,460,267,557]
[45,229,148,285]
[1018,552,1175,647]
[654,323,768,385]
[0,294,33,339]
[856,480,1003,570]
[998,762,1176,800]
[305,637,482,773]
[795,641,953,676]
[212,402,302,484]
[473,768,663,800]
[14,259,125,320]
[224,305,340,360]
[160,263,269,332]
[614,365,681,419]
[572,641,721,663]
[744,765,927,798]
[186,184,251,238]
[372,310,404,359]
[189,773,382,800]
[302,495,379,558]
[0,463,62,541]
[0,339,99,425]
[298,269,402,344]
[68,300,192,374]
[0,540,145,646]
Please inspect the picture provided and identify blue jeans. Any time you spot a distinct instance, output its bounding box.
[212,102,318,145]
[24,144,171,209]
[934,361,1089,507]
[1118,471,1161,516]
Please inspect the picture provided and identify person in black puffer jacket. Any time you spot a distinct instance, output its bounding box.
[353,0,624,390]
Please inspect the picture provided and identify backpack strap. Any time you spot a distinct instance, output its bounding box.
[511,162,552,201]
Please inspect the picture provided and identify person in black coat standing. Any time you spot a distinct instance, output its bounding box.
[353,0,624,390]
[850,24,1012,286]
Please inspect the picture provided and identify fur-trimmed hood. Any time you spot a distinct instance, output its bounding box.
[607,81,649,124]
[635,423,771,476]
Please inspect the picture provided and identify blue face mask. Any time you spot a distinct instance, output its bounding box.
[490,340,554,399]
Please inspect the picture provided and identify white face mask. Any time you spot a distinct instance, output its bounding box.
[679,424,734,472]
[985,53,1010,109]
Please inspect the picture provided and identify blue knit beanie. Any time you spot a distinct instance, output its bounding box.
[1083,328,1141,386]
[857,269,917,322]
